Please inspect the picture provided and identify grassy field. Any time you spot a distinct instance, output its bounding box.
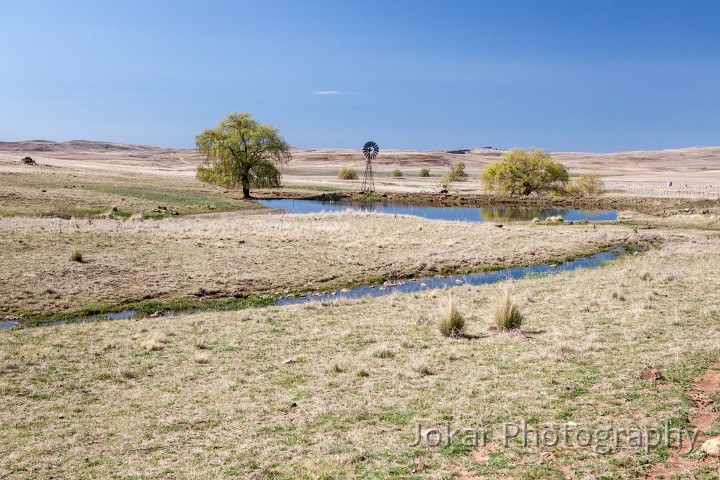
[0,155,258,219]
[2,237,720,479]
[2,141,720,479]
[0,213,657,321]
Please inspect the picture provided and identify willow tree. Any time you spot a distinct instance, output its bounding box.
[481,148,568,196]
[196,113,291,198]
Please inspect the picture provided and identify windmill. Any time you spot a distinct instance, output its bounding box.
[361,141,378,193]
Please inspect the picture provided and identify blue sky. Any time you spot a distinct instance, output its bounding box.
[1,0,719,151]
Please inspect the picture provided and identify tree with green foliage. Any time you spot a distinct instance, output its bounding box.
[481,148,568,196]
[337,168,358,180]
[564,173,604,197]
[419,168,430,177]
[444,162,468,182]
[390,169,403,177]
[196,113,291,198]
[439,161,469,188]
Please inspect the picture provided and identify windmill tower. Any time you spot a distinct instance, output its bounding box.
[361,141,378,193]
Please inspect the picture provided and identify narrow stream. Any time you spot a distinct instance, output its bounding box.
[276,249,622,305]
[0,248,624,329]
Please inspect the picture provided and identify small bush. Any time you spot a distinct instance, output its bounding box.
[564,173,605,197]
[390,169,403,178]
[419,168,430,177]
[337,168,358,180]
[494,291,524,332]
[70,251,83,262]
[441,162,469,185]
[438,294,466,337]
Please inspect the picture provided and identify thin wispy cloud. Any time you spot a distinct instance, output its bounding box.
[313,90,344,95]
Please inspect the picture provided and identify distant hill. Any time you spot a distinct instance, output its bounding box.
[1,140,719,175]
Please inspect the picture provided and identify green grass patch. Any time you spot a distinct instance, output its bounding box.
[85,185,236,207]
[11,295,275,327]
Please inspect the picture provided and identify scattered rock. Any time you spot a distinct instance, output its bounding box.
[150,311,162,318]
[701,437,720,456]
[639,365,662,381]
[283,359,297,364]
[21,156,35,165]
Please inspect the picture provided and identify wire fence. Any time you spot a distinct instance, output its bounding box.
[604,181,720,199]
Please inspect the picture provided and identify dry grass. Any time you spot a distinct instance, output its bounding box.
[0,212,655,316]
[0,153,259,218]
[493,290,524,331]
[2,237,720,478]
[438,294,466,337]
[3,141,720,478]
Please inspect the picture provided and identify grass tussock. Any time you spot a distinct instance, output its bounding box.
[141,332,167,352]
[438,294,466,337]
[494,290,524,332]
[70,251,84,262]
[193,351,210,364]
[371,346,395,359]
[412,359,434,376]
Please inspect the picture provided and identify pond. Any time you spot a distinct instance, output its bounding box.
[256,199,618,222]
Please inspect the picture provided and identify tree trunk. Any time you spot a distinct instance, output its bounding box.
[241,173,251,198]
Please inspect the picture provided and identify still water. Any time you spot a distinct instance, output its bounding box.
[256,199,617,222]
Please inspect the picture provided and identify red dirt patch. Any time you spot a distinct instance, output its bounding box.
[645,360,720,478]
